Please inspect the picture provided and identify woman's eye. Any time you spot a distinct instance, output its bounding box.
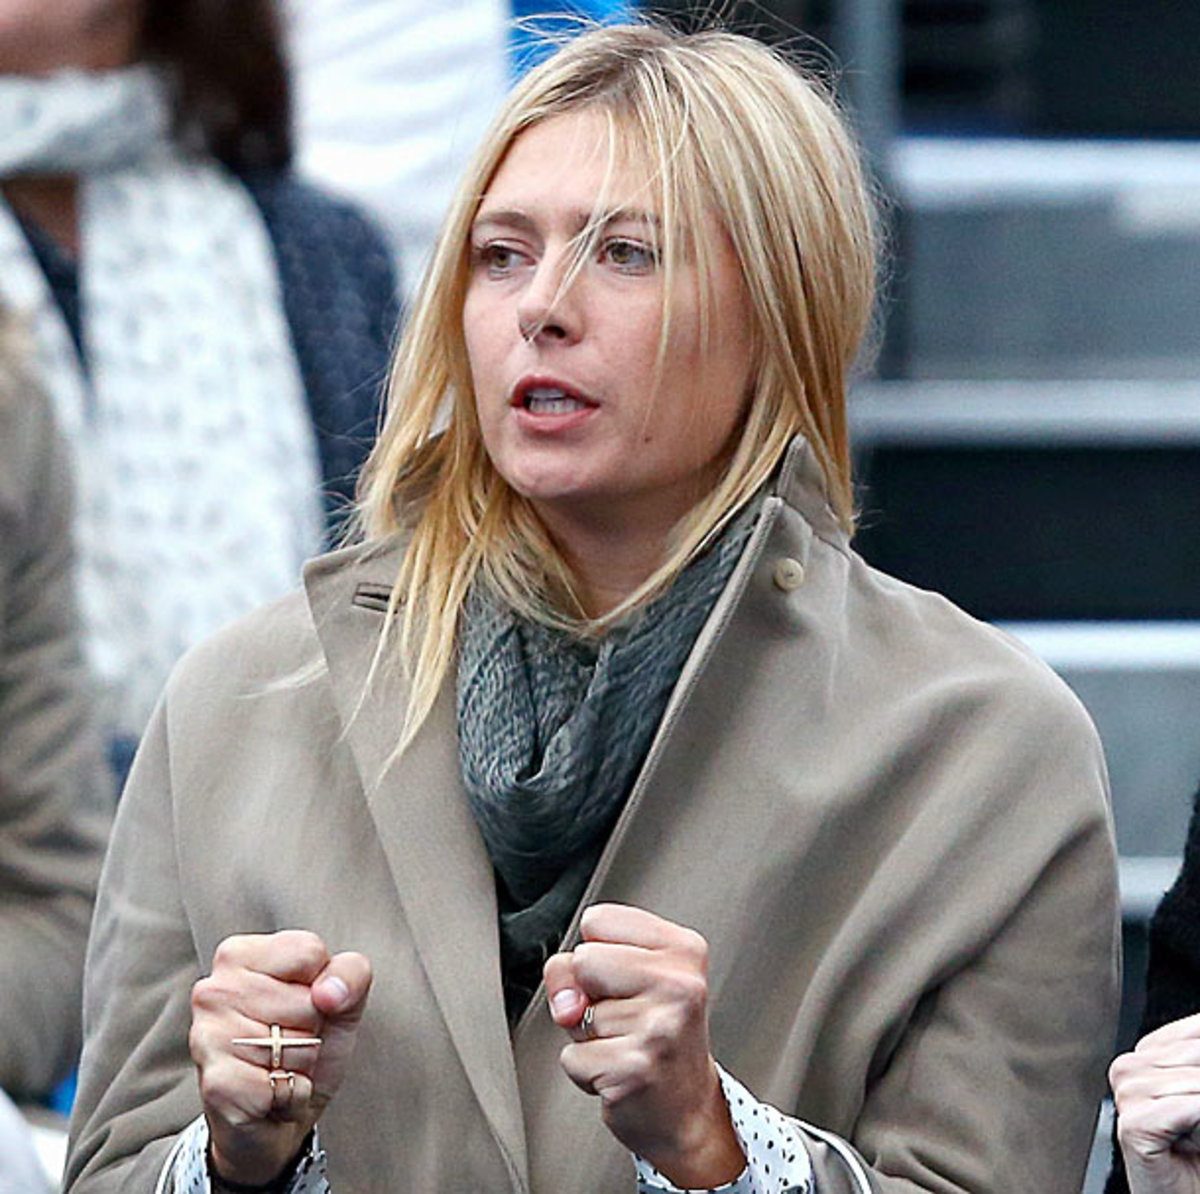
[601,239,658,271]
[475,243,524,275]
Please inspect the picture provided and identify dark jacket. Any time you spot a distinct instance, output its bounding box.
[244,173,399,532]
[1106,787,1200,1193]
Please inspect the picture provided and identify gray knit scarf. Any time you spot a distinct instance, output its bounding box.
[456,500,759,1018]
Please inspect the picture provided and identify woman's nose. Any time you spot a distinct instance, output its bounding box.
[516,253,580,343]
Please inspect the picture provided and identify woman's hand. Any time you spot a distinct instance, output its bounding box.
[1112,1012,1200,1194]
[543,904,744,1189]
[189,930,373,1186]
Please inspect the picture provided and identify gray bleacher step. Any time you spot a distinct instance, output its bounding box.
[849,380,1200,621]
[999,622,1200,863]
[851,379,1200,446]
[891,137,1200,378]
[1118,856,1179,923]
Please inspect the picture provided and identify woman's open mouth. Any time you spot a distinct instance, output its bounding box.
[523,386,589,414]
[510,377,598,428]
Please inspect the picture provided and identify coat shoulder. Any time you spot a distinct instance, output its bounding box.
[842,542,1103,749]
[163,538,398,706]
[164,587,320,704]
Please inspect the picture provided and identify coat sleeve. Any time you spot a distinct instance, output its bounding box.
[0,399,112,1098]
[1104,786,1200,1194]
[803,678,1120,1193]
[64,696,204,1192]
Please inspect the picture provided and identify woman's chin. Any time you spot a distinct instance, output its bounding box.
[502,461,607,509]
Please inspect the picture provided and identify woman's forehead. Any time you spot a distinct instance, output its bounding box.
[479,110,660,214]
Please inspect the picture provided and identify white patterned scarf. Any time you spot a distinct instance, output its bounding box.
[0,68,323,741]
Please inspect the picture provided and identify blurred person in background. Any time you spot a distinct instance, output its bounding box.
[0,0,398,784]
[0,309,110,1112]
[1108,785,1200,1194]
[287,0,632,305]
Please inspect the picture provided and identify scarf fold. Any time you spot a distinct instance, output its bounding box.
[457,500,760,1017]
[0,67,323,739]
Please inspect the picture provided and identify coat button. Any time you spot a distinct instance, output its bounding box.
[773,557,805,592]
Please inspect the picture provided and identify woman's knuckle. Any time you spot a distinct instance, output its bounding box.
[668,968,707,1013]
[641,1003,676,1047]
[1107,1053,1131,1088]
[572,941,599,976]
[197,1064,231,1108]
[191,975,224,1013]
[187,1020,208,1063]
[212,935,250,969]
[287,929,328,966]
[559,1041,581,1074]
[291,931,326,964]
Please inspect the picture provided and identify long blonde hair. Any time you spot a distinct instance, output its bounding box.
[356,22,879,750]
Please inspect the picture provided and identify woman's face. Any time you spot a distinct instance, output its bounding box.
[0,0,144,73]
[463,110,756,542]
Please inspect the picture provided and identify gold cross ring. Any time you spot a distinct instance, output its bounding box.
[232,1024,322,1069]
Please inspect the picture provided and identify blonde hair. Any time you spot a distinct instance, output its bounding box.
[356,21,879,751]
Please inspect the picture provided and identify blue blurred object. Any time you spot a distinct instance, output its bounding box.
[107,734,137,797]
[510,0,635,77]
[48,1068,77,1115]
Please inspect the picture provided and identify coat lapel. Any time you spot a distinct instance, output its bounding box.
[303,542,529,1191]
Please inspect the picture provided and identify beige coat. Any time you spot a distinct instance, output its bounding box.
[66,438,1119,1193]
[0,365,111,1097]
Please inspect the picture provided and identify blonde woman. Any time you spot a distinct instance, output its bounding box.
[66,23,1118,1194]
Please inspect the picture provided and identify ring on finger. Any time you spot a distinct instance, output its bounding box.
[232,1024,322,1070]
[581,1003,599,1041]
[268,1069,296,1106]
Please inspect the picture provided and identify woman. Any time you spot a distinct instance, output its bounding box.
[1107,786,1200,1194]
[0,0,397,771]
[65,23,1119,1194]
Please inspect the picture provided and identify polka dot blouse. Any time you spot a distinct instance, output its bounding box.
[161,1066,813,1193]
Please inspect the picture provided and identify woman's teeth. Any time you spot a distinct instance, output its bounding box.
[525,388,584,413]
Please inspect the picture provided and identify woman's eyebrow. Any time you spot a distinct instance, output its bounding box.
[470,207,661,237]
[470,209,540,237]
[595,207,661,230]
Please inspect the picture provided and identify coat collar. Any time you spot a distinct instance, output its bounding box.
[773,433,847,548]
[303,540,530,1191]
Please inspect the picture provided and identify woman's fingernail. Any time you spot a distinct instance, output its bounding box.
[321,975,350,1007]
[550,989,579,1017]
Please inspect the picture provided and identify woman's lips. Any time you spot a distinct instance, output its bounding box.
[510,379,598,431]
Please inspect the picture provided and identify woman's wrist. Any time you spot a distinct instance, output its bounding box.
[207,1132,312,1193]
[640,1066,746,1189]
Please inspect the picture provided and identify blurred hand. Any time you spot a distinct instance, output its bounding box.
[1112,1012,1200,1194]
[543,904,744,1189]
[190,930,372,1186]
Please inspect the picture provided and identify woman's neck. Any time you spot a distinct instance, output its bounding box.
[3,177,80,255]
[538,506,682,621]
